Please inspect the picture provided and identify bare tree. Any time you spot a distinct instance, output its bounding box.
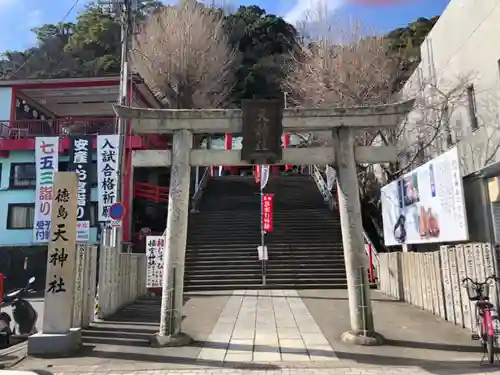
[283,16,402,149]
[130,0,239,339]
[283,13,500,180]
[131,0,238,109]
[282,11,500,238]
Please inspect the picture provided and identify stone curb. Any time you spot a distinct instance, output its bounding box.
[0,341,28,369]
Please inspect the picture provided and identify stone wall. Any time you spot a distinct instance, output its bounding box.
[377,243,499,329]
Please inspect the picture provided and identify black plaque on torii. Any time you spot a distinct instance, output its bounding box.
[241,99,283,164]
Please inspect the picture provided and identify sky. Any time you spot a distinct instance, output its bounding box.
[0,0,450,53]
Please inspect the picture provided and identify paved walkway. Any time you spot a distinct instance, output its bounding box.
[10,289,498,374]
[18,368,500,375]
[198,290,337,362]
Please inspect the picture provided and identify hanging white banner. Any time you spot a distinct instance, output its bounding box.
[34,137,59,243]
[97,134,120,222]
[325,165,337,190]
[260,164,270,190]
[146,235,164,288]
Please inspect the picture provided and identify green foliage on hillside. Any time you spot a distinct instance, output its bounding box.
[0,0,439,106]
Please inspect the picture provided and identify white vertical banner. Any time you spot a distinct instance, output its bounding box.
[34,137,59,243]
[97,135,120,222]
[325,165,337,190]
[72,243,86,328]
[260,165,270,190]
[146,236,165,288]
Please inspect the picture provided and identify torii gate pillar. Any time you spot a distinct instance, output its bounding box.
[335,127,380,344]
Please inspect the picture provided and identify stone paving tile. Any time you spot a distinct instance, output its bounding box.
[197,289,336,363]
[51,368,500,375]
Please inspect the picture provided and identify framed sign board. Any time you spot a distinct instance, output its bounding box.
[241,99,283,164]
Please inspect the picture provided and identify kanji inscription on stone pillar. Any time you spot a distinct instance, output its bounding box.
[241,99,283,164]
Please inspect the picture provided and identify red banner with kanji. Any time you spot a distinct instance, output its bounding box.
[262,194,274,232]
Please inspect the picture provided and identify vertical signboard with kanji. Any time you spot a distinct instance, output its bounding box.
[97,135,119,222]
[68,136,92,242]
[43,172,78,334]
[72,243,86,328]
[262,194,274,232]
[34,137,59,243]
[146,236,164,288]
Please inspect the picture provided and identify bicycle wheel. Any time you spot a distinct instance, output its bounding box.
[487,335,495,364]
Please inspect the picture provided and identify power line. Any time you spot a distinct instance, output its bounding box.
[6,0,82,79]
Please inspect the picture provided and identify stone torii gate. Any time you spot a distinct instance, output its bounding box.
[115,100,414,346]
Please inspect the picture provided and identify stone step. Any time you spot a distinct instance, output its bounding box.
[186,259,345,272]
[185,266,346,275]
[187,175,345,290]
[186,271,346,280]
[189,221,338,227]
[186,252,344,259]
[185,258,345,266]
[187,235,342,242]
[184,282,347,292]
[186,243,345,249]
[187,239,342,245]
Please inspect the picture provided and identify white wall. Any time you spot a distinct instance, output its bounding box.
[401,0,500,175]
[0,87,12,128]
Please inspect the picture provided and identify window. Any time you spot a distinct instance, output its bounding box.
[466,85,479,131]
[90,202,98,227]
[7,204,35,229]
[442,104,453,147]
[10,163,36,189]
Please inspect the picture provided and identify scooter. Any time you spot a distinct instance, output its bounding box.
[0,276,38,349]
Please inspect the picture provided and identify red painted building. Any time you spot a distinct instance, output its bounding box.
[0,75,167,249]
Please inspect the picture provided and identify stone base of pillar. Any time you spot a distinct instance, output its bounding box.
[27,328,81,356]
[150,332,192,347]
[341,330,385,346]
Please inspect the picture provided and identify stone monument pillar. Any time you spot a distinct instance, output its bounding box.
[28,172,82,355]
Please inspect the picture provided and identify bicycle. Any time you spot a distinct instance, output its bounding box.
[462,275,500,364]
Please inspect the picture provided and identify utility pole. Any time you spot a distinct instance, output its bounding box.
[98,0,133,250]
[115,0,133,254]
[96,0,133,318]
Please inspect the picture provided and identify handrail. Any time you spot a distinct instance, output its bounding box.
[312,165,337,211]
[134,182,169,203]
[310,164,379,261]
[191,166,210,211]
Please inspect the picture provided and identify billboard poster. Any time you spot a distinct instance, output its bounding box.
[34,137,59,243]
[68,136,92,242]
[381,147,468,246]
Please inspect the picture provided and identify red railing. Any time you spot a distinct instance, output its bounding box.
[133,182,169,203]
[0,118,116,138]
[0,118,172,150]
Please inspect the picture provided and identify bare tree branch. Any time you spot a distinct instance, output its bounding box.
[131,0,239,109]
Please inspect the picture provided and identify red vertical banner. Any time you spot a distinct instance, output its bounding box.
[0,273,3,304]
[255,164,261,184]
[262,194,274,232]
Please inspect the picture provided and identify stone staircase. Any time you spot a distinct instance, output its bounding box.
[184,175,347,291]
